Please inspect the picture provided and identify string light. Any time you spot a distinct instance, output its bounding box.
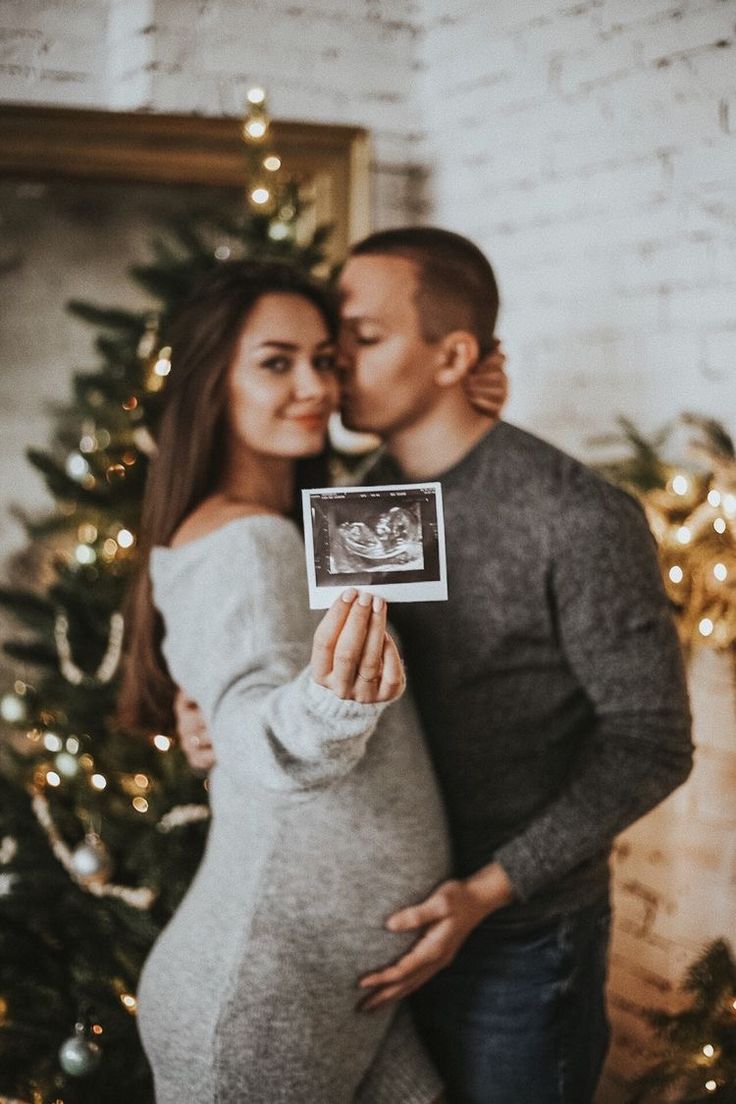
[671,474,690,495]
[713,563,728,582]
[43,732,63,752]
[708,489,722,507]
[263,155,281,171]
[0,693,26,723]
[268,221,290,241]
[65,452,90,480]
[91,774,107,791]
[134,774,149,789]
[699,618,714,638]
[724,493,736,516]
[154,346,172,378]
[77,523,97,543]
[46,771,61,788]
[702,1043,715,1058]
[55,752,79,779]
[132,797,149,813]
[75,544,97,565]
[676,526,692,544]
[713,517,726,534]
[153,734,171,752]
[247,86,266,105]
[705,1081,717,1093]
[120,993,137,1013]
[66,736,80,754]
[117,529,135,549]
[250,186,271,205]
[244,117,267,140]
[79,434,97,453]
[669,565,684,583]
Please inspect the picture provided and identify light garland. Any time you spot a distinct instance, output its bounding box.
[30,793,155,910]
[53,611,124,686]
[157,804,210,833]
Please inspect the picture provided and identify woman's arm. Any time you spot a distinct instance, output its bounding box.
[153,518,403,793]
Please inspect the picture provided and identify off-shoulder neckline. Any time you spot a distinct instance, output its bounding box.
[150,513,300,559]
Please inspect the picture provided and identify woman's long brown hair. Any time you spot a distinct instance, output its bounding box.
[117,261,339,734]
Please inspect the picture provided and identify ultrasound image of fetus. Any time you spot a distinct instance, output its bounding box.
[329,505,425,574]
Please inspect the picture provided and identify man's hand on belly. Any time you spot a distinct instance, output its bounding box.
[356,862,516,1011]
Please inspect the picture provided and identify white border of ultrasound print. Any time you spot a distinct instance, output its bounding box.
[302,482,448,609]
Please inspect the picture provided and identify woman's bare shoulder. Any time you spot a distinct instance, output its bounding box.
[169,494,282,549]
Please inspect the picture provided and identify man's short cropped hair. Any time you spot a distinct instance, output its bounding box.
[349,227,499,356]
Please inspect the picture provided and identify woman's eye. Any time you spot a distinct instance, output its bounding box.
[313,354,338,373]
[261,356,291,374]
[356,335,380,346]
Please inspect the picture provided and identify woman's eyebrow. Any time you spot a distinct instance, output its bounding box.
[256,339,336,350]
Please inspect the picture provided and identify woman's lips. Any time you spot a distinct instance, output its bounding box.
[289,413,327,430]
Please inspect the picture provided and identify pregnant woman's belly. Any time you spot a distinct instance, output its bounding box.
[137,700,450,1103]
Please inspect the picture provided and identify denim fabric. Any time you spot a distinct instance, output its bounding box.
[411,900,611,1104]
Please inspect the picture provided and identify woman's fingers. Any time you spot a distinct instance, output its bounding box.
[311,588,358,682]
[330,591,375,696]
[377,631,406,702]
[353,597,387,703]
[312,590,402,702]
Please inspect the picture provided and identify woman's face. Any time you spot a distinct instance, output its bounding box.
[226,292,339,458]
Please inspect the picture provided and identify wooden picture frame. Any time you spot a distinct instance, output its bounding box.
[0,104,371,263]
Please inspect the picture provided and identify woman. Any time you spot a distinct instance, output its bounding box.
[119,261,454,1103]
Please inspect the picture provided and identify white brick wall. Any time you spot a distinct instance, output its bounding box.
[418,0,736,459]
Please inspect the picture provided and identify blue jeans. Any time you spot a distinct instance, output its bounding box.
[410,899,611,1104]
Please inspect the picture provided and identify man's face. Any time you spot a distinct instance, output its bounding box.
[337,255,440,438]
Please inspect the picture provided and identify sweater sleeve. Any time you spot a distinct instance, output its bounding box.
[151,518,388,793]
[494,476,693,902]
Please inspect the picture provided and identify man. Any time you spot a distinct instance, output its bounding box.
[176,228,693,1103]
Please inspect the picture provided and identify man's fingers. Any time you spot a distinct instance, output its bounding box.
[359,924,451,989]
[359,962,442,1011]
[359,973,431,1011]
[377,633,405,702]
[311,589,358,680]
[385,889,449,933]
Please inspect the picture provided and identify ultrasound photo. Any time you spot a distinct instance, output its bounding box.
[302,483,448,608]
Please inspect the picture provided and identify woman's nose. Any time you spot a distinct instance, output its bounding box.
[293,361,331,401]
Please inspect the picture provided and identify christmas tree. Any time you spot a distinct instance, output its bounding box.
[0,92,332,1104]
[630,939,736,1103]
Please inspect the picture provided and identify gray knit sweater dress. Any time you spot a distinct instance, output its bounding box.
[137,515,451,1104]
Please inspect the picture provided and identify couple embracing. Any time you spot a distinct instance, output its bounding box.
[119,228,692,1104]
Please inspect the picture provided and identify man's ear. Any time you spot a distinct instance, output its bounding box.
[434,331,481,387]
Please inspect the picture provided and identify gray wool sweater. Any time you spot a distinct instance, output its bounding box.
[137,516,451,1104]
[373,420,694,931]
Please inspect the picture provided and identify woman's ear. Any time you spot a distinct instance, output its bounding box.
[434,331,481,388]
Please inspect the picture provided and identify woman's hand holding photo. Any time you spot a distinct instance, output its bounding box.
[311,589,405,704]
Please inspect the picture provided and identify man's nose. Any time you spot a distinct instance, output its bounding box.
[335,349,353,380]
